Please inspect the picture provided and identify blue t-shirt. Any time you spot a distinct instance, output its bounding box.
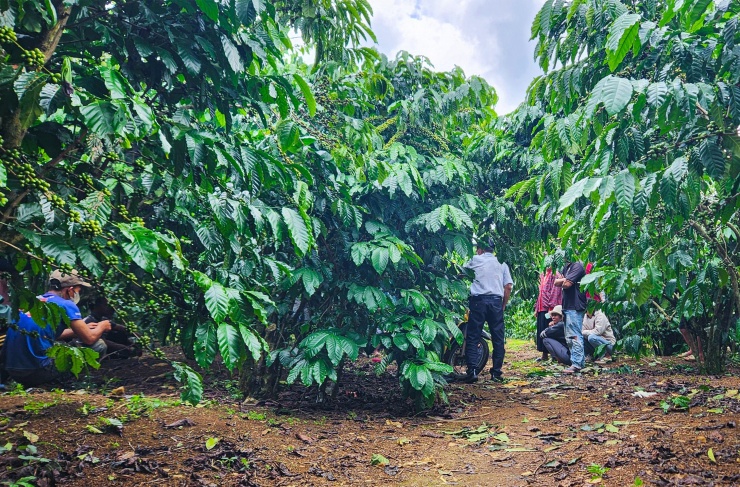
[4,293,82,371]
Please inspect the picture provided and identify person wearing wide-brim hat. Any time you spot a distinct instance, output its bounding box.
[539,305,571,366]
[4,269,112,386]
[534,254,563,362]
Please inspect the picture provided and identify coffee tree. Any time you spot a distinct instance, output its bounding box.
[0,0,504,409]
[226,51,500,409]
[0,0,377,403]
[504,0,740,372]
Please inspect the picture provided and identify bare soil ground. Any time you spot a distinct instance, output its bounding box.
[1,340,739,487]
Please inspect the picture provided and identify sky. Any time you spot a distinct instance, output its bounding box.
[366,0,547,114]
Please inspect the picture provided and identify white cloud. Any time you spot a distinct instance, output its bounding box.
[367,0,547,114]
[370,0,489,72]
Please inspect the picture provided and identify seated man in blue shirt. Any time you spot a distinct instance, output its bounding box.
[4,269,112,387]
[462,237,514,383]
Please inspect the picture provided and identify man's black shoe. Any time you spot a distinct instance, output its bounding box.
[490,375,504,383]
[463,369,478,384]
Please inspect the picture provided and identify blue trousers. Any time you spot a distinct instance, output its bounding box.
[564,309,585,368]
[467,295,505,378]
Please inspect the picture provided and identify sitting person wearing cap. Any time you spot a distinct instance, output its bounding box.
[4,270,112,386]
[539,305,571,366]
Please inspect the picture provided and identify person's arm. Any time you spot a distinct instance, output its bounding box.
[557,263,584,289]
[68,319,111,345]
[554,277,571,288]
[58,328,76,340]
[541,322,563,339]
[502,264,513,309]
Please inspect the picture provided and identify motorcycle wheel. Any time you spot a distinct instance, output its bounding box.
[446,338,490,379]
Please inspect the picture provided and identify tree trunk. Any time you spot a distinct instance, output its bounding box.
[239,321,282,398]
[238,355,284,397]
[696,288,734,375]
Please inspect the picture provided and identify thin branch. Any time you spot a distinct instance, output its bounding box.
[651,299,673,321]
[0,239,44,261]
[41,128,88,172]
[1,189,29,224]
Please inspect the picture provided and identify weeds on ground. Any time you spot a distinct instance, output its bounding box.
[660,395,690,413]
[2,476,37,487]
[23,399,59,414]
[604,364,637,375]
[5,384,28,397]
[117,394,178,421]
[242,411,266,421]
[217,379,243,400]
[587,462,610,480]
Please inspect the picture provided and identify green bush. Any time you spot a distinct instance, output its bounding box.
[505,299,535,341]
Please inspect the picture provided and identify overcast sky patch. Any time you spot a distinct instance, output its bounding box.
[366,0,547,114]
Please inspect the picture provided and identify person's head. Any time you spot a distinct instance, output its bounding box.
[90,295,114,317]
[550,305,563,323]
[586,299,600,317]
[563,245,577,263]
[48,269,91,304]
[475,236,495,255]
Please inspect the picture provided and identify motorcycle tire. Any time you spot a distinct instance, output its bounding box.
[446,338,490,380]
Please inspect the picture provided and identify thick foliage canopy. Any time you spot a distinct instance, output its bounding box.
[2,0,738,408]
[0,0,500,407]
[504,0,740,372]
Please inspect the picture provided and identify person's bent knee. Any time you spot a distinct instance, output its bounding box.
[89,339,108,355]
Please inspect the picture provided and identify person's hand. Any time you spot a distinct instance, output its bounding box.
[539,330,547,339]
[98,320,112,332]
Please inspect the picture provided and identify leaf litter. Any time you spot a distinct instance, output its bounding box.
[0,345,739,486]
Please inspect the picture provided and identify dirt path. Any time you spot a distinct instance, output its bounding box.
[1,340,739,486]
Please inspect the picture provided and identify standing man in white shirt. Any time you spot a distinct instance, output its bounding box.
[462,237,514,383]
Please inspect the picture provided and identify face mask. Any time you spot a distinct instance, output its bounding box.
[71,290,80,305]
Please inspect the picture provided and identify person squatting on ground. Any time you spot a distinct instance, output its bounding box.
[555,258,587,374]
[540,305,571,365]
[4,270,112,386]
[535,260,563,362]
[82,296,140,359]
[582,307,616,363]
[462,237,513,383]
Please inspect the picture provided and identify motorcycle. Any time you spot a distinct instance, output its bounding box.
[443,315,491,380]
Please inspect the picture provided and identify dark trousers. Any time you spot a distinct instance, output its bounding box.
[543,338,571,366]
[535,311,549,353]
[467,295,505,378]
[584,338,595,358]
[7,363,67,387]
